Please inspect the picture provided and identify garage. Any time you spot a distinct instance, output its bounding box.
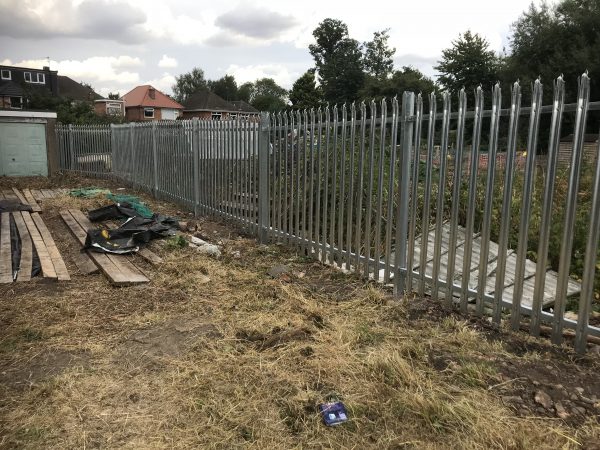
[0,111,57,177]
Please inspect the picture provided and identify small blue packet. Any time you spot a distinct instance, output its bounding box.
[319,402,348,426]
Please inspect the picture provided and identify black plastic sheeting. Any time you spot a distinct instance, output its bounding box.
[3,211,41,281]
[0,199,32,213]
[84,202,178,254]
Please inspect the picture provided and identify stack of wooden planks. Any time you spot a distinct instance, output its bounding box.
[0,189,70,283]
[60,209,149,286]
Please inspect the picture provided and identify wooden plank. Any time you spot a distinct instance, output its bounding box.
[3,190,19,201]
[22,189,42,213]
[21,212,57,280]
[0,212,13,284]
[11,188,29,207]
[32,190,45,202]
[66,210,148,285]
[41,189,55,199]
[72,249,100,275]
[70,212,148,283]
[31,213,70,281]
[12,212,32,282]
[58,210,99,275]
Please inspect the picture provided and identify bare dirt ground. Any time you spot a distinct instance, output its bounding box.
[0,175,599,449]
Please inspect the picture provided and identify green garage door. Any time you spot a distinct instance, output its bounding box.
[0,122,48,176]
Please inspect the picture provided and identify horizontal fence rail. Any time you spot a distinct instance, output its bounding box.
[56,74,600,353]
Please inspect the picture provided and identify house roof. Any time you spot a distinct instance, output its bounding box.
[58,76,101,101]
[230,100,259,114]
[122,85,183,109]
[183,90,236,112]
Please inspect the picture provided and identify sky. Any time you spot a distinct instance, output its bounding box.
[0,0,547,98]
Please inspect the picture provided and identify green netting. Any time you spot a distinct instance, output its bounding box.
[69,188,110,198]
[106,193,153,218]
[70,188,154,218]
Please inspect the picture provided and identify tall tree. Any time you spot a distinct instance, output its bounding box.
[172,67,208,103]
[237,82,254,103]
[246,78,288,112]
[434,30,499,94]
[363,29,395,80]
[208,75,238,101]
[107,92,120,100]
[506,0,600,101]
[289,70,323,110]
[309,18,365,104]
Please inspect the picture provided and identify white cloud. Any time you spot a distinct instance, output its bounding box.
[224,64,300,89]
[158,55,178,68]
[142,73,177,95]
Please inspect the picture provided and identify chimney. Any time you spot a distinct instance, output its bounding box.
[149,87,156,99]
[43,66,50,71]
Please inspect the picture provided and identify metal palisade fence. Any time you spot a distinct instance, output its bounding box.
[56,73,600,353]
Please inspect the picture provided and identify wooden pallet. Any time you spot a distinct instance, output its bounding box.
[0,211,70,283]
[60,209,149,286]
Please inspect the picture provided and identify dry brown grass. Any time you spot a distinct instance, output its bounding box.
[0,176,599,449]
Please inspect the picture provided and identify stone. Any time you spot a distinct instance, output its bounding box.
[267,265,291,278]
[534,390,554,409]
[575,387,585,395]
[501,396,523,404]
[555,402,569,419]
[572,406,587,416]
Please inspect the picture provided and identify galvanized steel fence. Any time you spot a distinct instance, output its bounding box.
[56,74,600,352]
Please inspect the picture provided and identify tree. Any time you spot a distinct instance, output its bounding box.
[360,66,438,100]
[247,78,288,112]
[434,30,499,94]
[363,29,395,80]
[208,75,238,101]
[237,82,254,103]
[309,18,365,104]
[289,70,323,110]
[506,0,600,101]
[108,92,120,99]
[172,67,208,103]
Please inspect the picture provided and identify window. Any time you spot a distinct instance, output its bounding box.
[211,112,222,120]
[229,113,237,120]
[1,69,10,80]
[106,102,122,115]
[9,97,22,109]
[144,107,154,118]
[24,72,45,84]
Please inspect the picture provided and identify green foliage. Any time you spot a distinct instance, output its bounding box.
[237,82,254,103]
[309,18,365,104]
[289,70,323,110]
[25,87,123,125]
[360,66,438,101]
[107,92,120,100]
[505,0,600,101]
[247,78,288,112]
[208,75,238,101]
[363,29,396,80]
[172,67,208,103]
[434,30,499,94]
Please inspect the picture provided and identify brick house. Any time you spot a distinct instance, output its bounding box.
[182,90,259,120]
[94,99,125,116]
[121,85,183,121]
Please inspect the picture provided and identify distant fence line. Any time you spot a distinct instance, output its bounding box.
[57,74,600,353]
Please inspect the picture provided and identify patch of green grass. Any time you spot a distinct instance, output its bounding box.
[15,426,47,442]
[20,328,43,342]
[355,323,387,347]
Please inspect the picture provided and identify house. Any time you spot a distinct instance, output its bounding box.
[57,75,101,102]
[181,90,259,120]
[94,99,125,116]
[0,65,59,110]
[121,85,183,121]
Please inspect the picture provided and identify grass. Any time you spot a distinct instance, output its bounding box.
[0,175,599,448]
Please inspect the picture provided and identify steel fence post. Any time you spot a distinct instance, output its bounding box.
[394,91,415,295]
[152,122,159,197]
[258,112,271,243]
[192,118,200,216]
[68,124,75,171]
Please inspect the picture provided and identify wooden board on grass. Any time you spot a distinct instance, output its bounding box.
[32,190,45,202]
[31,213,70,281]
[12,212,32,282]
[60,210,148,285]
[0,212,13,284]
[21,189,42,213]
[21,212,57,280]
